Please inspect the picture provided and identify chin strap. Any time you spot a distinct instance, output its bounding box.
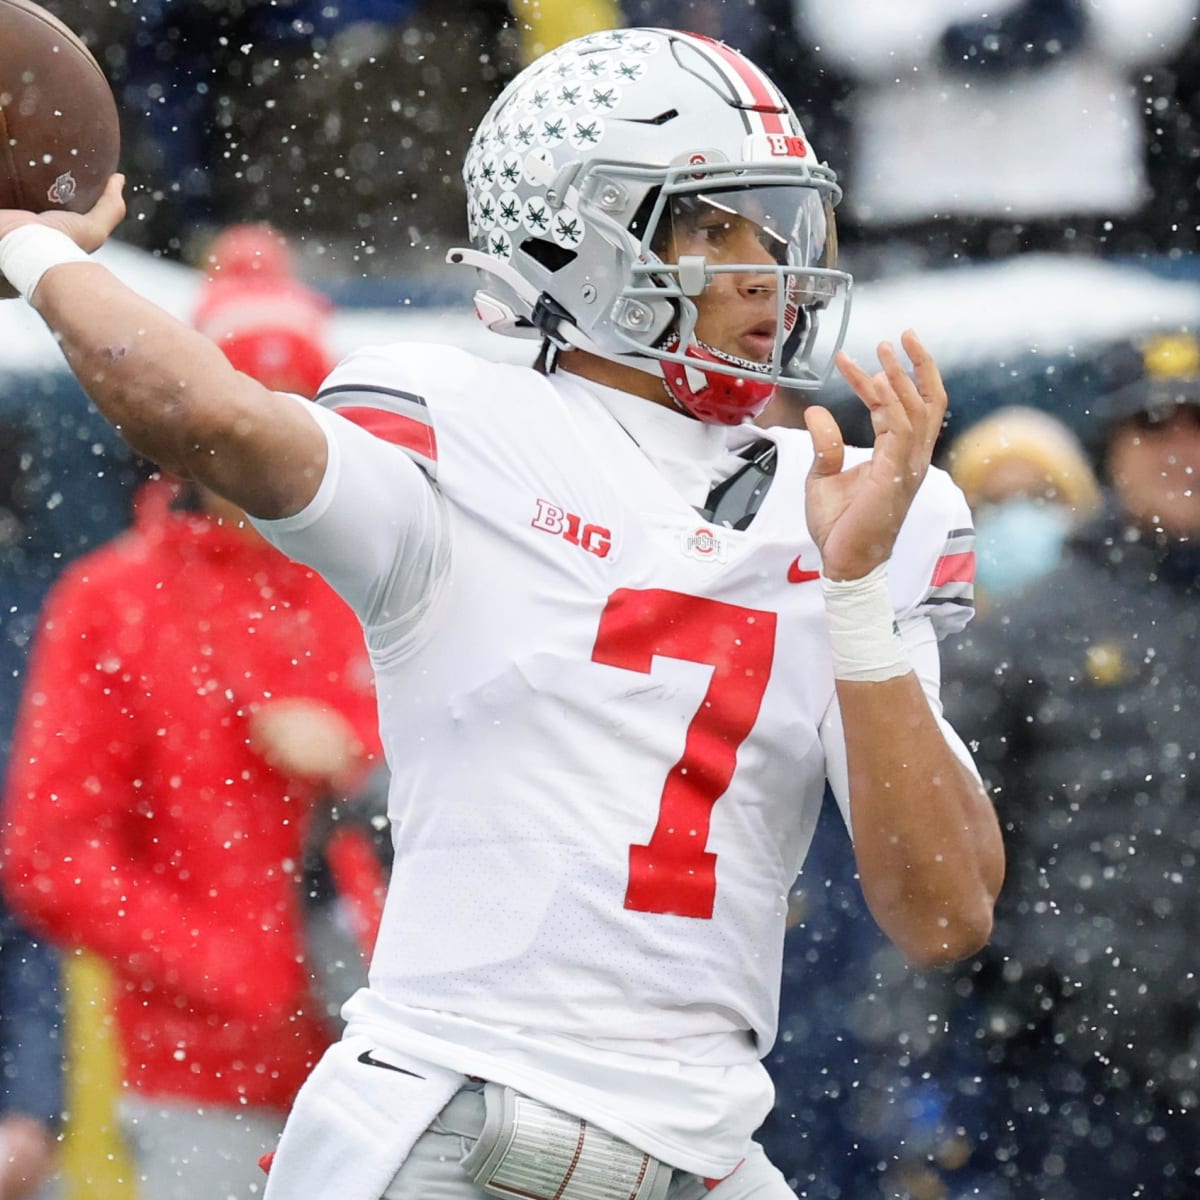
[657,335,776,425]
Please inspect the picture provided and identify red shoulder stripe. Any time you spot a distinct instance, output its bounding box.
[338,406,437,464]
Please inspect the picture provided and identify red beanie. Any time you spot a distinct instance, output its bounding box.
[193,225,334,398]
[202,222,293,282]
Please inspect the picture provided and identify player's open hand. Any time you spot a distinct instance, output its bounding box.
[0,173,126,297]
[803,330,947,581]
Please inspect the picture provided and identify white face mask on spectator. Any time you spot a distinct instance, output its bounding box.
[973,497,1072,596]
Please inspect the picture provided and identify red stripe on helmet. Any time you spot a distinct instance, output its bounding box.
[685,33,787,135]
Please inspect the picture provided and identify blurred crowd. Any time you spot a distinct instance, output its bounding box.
[0,2,1199,1199]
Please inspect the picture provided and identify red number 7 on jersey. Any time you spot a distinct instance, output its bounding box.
[592,588,777,919]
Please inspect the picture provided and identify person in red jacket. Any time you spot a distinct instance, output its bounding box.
[1,229,380,1200]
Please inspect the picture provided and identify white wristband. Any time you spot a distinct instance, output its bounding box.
[0,224,91,303]
[821,561,911,683]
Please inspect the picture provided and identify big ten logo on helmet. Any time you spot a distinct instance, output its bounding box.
[745,134,807,160]
[531,499,612,558]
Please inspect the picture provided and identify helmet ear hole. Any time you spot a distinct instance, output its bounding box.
[520,239,578,273]
[629,188,662,246]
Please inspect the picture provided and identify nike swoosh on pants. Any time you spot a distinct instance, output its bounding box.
[357,1050,426,1079]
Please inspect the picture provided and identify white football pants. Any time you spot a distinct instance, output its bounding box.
[382,1082,797,1200]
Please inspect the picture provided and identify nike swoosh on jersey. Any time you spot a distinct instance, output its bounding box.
[787,555,820,584]
[356,1050,426,1078]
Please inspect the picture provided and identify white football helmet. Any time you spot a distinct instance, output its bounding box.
[448,27,852,424]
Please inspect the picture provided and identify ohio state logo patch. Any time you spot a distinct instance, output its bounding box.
[47,171,78,206]
[682,526,728,563]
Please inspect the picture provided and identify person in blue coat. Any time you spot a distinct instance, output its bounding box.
[0,897,63,1200]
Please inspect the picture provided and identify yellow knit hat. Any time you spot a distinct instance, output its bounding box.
[947,406,1102,517]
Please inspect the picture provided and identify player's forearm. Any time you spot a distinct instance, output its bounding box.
[34,261,249,468]
[31,261,326,517]
[838,672,1004,968]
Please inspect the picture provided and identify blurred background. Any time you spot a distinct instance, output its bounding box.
[3,2,1200,1199]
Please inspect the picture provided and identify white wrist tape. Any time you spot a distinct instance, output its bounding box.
[0,224,90,303]
[821,561,912,682]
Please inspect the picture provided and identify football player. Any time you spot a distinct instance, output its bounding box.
[0,27,1003,1200]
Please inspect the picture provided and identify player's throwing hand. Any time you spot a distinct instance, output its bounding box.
[0,173,126,298]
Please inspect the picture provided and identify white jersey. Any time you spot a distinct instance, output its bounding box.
[256,344,977,1177]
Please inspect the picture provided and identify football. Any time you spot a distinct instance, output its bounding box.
[0,0,120,213]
